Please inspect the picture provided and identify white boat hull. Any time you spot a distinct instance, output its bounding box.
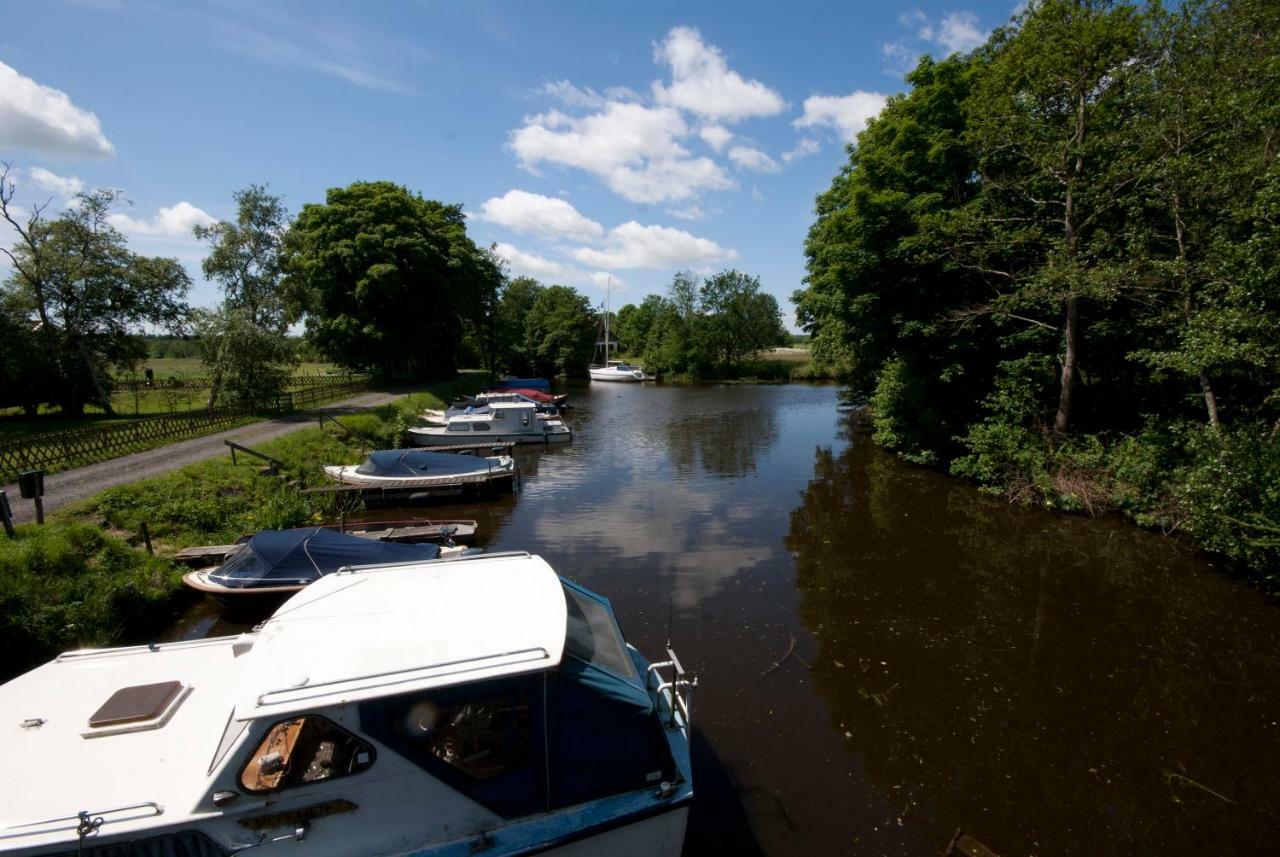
[322,459,515,489]
[589,367,645,382]
[407,427,572,446]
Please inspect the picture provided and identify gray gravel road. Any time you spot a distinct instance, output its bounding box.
[2,389,414,525]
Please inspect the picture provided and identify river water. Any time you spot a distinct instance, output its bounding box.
[180,382,1280,855]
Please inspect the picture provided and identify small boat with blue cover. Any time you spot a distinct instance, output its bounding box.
[322,448,516,491]
[181,527,449,600]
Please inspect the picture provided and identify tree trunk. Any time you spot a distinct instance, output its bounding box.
[77,339,115,416]
[1053,296,1079,437]
[1172,191,1221,434]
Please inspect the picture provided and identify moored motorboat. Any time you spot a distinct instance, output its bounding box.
[181,527,450,601]
[322,448,516,491]
[0,552,695,857]
[408,401,572,446]
[478,387,568,406]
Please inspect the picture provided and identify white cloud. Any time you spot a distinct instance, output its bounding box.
[728,145,780,174]
[510,101,733,204]
[652,26,785,123]
[699,124,733,152]
[667,203,706,221]
[539,80,641,110]
[0,61,114,158]
[493,242,574,280]
[793,91,888,143]
[935,11,988,54]
[782,138,822,163]
[24,167,84,198]
[882,40,917,75]
[475,190,603,241]
[571,221,736,270]
[587,271,626,292]
[108,201,217,238]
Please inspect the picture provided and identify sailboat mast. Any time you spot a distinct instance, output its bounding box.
[605,276,611,362]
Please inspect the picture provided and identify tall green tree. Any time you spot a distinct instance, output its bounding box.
[0,166,190,415]
[194,185,297,406]
[496,276,545,374]
[523,284,596,377]
[698,269,787,366]
[282,181,499,378]
[966,0,1146,436]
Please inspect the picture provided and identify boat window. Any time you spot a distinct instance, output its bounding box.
[562,582,637,679]
[447,422,470,432]
[239,715,375,793]
[493,410,506,420]
[472,422,491,431]
[358,676,544,819]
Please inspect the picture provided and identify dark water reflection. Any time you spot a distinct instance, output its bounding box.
[172,383,1280,855]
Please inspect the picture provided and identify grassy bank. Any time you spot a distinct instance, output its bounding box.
[0,523,188,679]
[649,349,850,384]
[61,378,477,549]
[2,378,476,677]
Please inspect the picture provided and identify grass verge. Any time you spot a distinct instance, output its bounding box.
[2,377,477,678]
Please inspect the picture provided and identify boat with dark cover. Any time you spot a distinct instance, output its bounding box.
[323,448,516,490]
[181,527,443,599]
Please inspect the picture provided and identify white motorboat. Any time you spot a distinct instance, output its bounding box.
[322,448,517,490]
[0,552,696,856]
[408,401,572,446]
[589,361,647,383]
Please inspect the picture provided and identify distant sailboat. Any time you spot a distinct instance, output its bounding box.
[589,276,647,382]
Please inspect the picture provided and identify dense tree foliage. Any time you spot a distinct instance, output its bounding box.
[523,284,597,377]
[0,169,190,415]
[793,0,1280,577]
[195,185,297,406]
[616,269,787,377]
[282,181,500,378]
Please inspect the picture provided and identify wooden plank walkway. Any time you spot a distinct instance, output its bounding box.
[174,521,479,567]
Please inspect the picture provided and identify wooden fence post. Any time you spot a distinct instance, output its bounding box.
[0,491,13,538]
[140,521,154,555]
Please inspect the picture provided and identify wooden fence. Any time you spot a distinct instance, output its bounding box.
[0,379,373,484]
[114,373,371,392]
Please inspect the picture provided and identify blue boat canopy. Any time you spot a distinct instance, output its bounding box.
[354,449,491,477]
[491,377,550,390]
[210,528,440,589]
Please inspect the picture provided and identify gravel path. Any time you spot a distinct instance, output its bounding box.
[2,389,415,524]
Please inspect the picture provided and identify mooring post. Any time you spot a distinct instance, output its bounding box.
[33,496,44,525]
[140,521,154,555]
[0,491,14,538]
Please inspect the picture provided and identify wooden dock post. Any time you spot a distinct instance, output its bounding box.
[0,490,14,538]
[139,521,154,555]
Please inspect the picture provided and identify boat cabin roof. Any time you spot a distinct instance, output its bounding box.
[233,553,567,721]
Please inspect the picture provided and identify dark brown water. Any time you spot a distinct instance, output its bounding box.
[176,382,1280,855]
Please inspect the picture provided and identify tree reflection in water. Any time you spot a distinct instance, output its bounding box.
[665,404,780,479]
[785,423,1280,855]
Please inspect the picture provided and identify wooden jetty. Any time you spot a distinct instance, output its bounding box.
[174,520,479,567]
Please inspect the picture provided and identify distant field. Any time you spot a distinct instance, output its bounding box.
[767,346,813,364]
[138,358,341,378]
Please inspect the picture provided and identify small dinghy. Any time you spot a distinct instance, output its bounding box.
[323,448,517,490]
[2,553,695,857]
[181,527,451,600]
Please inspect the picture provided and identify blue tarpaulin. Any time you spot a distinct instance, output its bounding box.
[209,528,439,589]
[354,449,493,477]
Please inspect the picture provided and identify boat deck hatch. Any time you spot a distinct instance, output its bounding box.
[89,681,182,728]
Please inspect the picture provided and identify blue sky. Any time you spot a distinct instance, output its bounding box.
[1,0,1019,327]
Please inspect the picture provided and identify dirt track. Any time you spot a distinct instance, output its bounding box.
[1,389,412,525]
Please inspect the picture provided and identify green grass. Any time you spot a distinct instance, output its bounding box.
[60,378,477,549]
[0,523,189,679]
[137,358,341,378]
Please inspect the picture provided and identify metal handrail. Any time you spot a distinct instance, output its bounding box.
[647,647,697,729]
[1,802,163,839]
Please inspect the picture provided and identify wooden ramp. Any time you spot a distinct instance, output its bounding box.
[174,520,479,567]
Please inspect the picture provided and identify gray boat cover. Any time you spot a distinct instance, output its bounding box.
[209,527,440,589]
[354,449,492,477]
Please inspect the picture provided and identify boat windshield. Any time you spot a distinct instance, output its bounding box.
[562,580,636,679]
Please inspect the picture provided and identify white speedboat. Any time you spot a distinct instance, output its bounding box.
[323,448,517,490]
[588,361,647,382]
[0,553,696,856]
[408,401,572,446]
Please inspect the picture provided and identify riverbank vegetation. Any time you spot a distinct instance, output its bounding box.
[793,0,1280,580]
[0,523,185,678]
